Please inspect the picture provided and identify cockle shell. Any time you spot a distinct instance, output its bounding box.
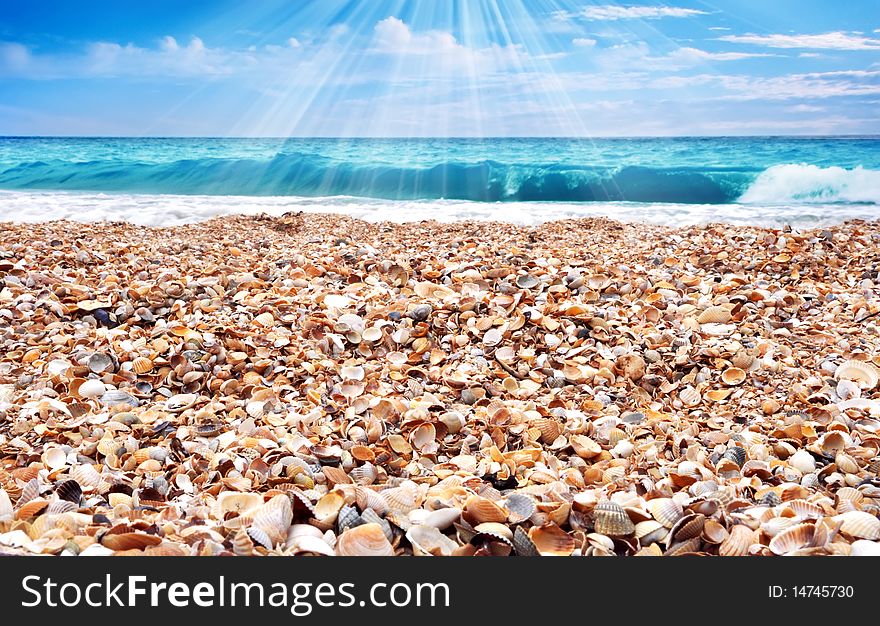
[719,525,755,556]
[132,357,154,374]
[512,525,540,557]
[833,511,880,540]
[504,493,537,525]
[593,500,635,536]
[213,492,263,520]
[462,496,508,525]
[769,523,823,556]
[355,487,390,516]
[697,305,732,324]
[679,386,701,407]
[528,523,575,556]
[251,494,293,546]
[646,498,683,528]
[834,360,879,390]
[100,532,163,551]
[336,523,395,556]
[570,435,602,459]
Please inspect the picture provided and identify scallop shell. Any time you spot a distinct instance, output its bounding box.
[835,360,879,389]
[55,480,82,504]
[722,446,747,468]
[833,511,880,540]
[647,498,683,528]
[719,525,755,557]
[336,505,361,534]
[668,513,705,544]
[528,523,575,556]
[504,493,537,525]
[593,500,635,536]
[462,495,508,525]
[533,418,562,444]
[634,520,667,545]
[701,519,728,545]
[251,494,293,546]
[17,498,50,519]
[246,527,274,550]
[406,525,458,556]
[769,522,822,556]
[355,486,389,516]
[381,482,420,514]
[697,305,732,324]
[232,528,255,556]
[721,367,746,386]
[132,357,154,374]
[512,525,540,557]
[336,523,395,556]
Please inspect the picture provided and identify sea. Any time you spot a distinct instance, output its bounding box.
[0,136,878,227]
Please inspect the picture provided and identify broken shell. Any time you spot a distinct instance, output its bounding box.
[834,360,879,390]
[719,525,755,557]
[769,523,821,556]
[336,523,395,556]
[462,496,507,525]
[407,525,458,556]
[41,447,67,470]
[721,367,746,386]
[529,523,575,556]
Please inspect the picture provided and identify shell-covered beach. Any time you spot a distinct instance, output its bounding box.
[1,213,879,556]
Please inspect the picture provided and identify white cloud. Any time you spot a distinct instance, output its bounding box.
[288,37,301,48]
[719,31,880,50]
[799,52,822,58]
[665,46,772,63]
[787,104,825,112]
[372,17,525,72]
[708,27,731,32]
[573,38,597,47]
[559,5,707,21]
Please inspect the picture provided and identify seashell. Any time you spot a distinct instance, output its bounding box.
[769,523,822,556]
[835,452,860,475]
[646,498,683,528]
[697,305,732,324]
[532,418,562,444]
[512,525,540,557]
[504,493,537,524]
[166,393,198,412]
[41,447,67,471]
[701,519,728,545]
[593,500,635,536]
[287,535,336,556]
[721,367,746,386]
[246,527,273,550]
[759,492,782,507]
[679,386,701,407]
[850,540,880,556]
[719,525,755,557]
[356,487,390,516]
[336,505,361,534]
[515,274,540,290]
[462,496,507,525]
[251,494,293,546]
[100,532,163,551]
[634,520,667,545]
[732,351,756,371]
[420,507,461,531]
[819,431,846,456]
[132,357,154,374]
[665,536,701,556]
[722,446,746,468]
[406,525,458,556]
[77,379,105,399]
[833,511,880,540]
[213,492,263,519]
[570,435,602,459]
[835,360,879,390]
[528,523,575,556]
[313,491,346,522]
[336,523,395,556]
[232,528,255,556]
[55,480,82,504]
[788,449,815,474]
[483,328,503,347]
[0,489,11,520]
[474,522,513,541]
[668,513,705,544]
[87,353,114,374]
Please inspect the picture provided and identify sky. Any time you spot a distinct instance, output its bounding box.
[0,0,878,136]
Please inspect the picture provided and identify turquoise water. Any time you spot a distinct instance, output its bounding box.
[0,136,878,225]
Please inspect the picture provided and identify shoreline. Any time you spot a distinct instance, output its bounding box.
[1,213,879,556]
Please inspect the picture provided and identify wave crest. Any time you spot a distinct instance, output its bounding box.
[740,164,880,204]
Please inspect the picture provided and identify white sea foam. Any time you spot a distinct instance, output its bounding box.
[0,189,875,228]
[740,164,880,204]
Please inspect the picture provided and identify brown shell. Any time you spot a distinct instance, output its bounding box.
[529,523,575,556]
[336,523,395,556]
[462,495,508,525]
[101,532,163,551]
[593,500,635,536]
[719,524,755,557]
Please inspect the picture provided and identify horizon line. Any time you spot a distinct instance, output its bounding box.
[2,134,879,140]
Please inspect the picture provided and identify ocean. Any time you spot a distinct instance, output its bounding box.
[0,136,878,227]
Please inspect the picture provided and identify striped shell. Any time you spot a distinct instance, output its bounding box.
[462,495,508,525]
[769,522,822,556]
[833,511,880,540]
[722,446,747,468]
[512,525,540,557]
[251,494,293,546]
[593,500,635,536]
[504,493,537,524]
[132,357,154,374]
[697,305,732,324]
[336,523,395,556]
[719,525,755,557]
[834,360,879,390]
[529,522,575,556]
[679,386,701,407]
[355,486,389,516]
[647,498,683,528]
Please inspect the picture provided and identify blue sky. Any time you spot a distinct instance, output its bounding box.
[0,0,878,136]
